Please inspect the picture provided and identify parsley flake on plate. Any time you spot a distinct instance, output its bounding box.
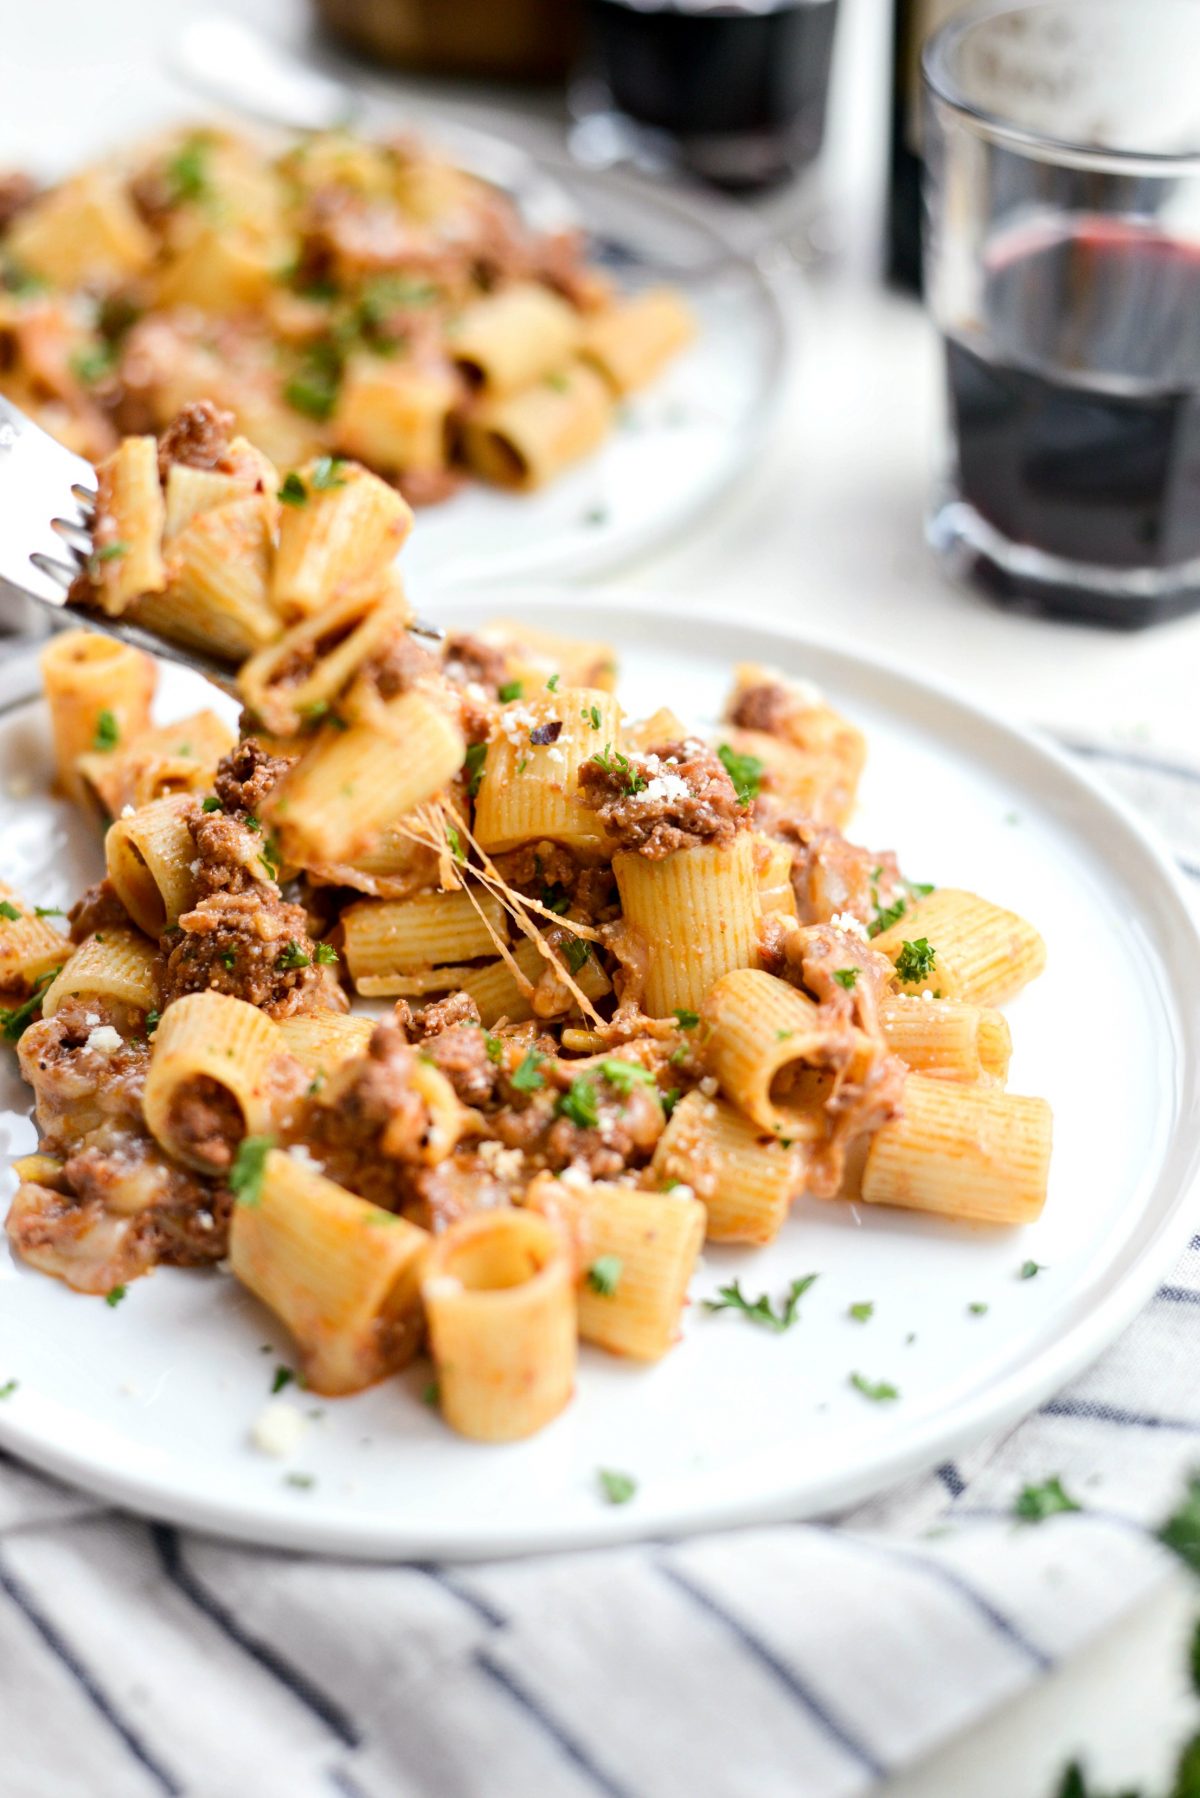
[849,1372,899,1402]
[598,1468,636,1505]
[1020,1260,1046,1280]
[705,1274,818,1333]
[105,1284,127,1309]
[848,1301,874,1323]
[1014,1476,1081,1522]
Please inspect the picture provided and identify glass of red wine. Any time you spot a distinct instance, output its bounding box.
[923,0,1200,626]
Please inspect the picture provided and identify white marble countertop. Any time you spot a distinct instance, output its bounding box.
[1,2,1196,1792]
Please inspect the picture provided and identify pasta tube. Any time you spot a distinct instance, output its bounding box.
[871,888,1047,1006]
[275,1010,375,1078]
[7,168,155,286]
[230,1150,428,1395]
[40,630,155,808]
[76,709,235,821]
[142,992,292,1173]
[473,687,620,856]
[614,834,761,1018]
[878,996,1011,1084]
[422,1209,576,1441]
[0,883,67,995]
[136,494,281,660]
[861,1073,1052,1225]
[40,927,159,1023]
[332,356,458,474]
[456,934,611,1027]
[474,620,618,694]
[238,583,411,737]
[265,691,466,867]
[580,288,696,394]
[528,1172,706,1360]
[91,436,166,615]
[104,794,199,937]
[460,361,612,489]
[702,967,865,1143]
[451,282,581,396]
[342,889,508,987]
[271,462,412,618]
[650,1090,798,1243]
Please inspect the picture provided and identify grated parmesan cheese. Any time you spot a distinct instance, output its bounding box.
[698,1076,718,1098]
[251,1400,306,1459]
[85,1025,124,1054]
[287,1143,324,1173]
[830,911,869,942]
[424,1274,464,1300]
[636,773,690,805]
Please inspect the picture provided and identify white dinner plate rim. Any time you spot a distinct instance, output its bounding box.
[0,593,1198,1559]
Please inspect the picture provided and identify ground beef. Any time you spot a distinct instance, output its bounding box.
[213,739,295,817]
[579,740,746,859]
[774,818,899,928]
[162,890,335,1018]
[490,842,617,925]
[425,1027,497,1107]
[166,1075,244,1173]
[189,808,274,898]
[298,1021,436,1212]
[68,879,135,944]
[729,682,795,736]
[18,1000,148,1143]
[442,633,511,696]
[491,1060,666,1179]
[357,629,438,701]
[156,400,235,484]
[0,172,37,233]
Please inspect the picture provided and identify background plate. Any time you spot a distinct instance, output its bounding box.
[1,593,1198,1560]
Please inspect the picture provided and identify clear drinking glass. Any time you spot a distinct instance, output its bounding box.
[923,0,1200,626]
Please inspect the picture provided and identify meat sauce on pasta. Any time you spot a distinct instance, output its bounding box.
[0,417,1052,1440]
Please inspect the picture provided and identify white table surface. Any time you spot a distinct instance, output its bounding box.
[3,2,1197,1792]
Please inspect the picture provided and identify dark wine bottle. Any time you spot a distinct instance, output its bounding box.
[886,0,965,291]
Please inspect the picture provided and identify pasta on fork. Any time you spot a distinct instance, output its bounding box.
[1,416,1052,1443]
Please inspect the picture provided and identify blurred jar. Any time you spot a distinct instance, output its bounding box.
[571,0,840,191]
[312,0,583,82]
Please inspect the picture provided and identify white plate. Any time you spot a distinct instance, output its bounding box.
[1,593,1198,1561]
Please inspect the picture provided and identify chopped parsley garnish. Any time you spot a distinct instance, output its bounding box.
[556,1076,600,1130]
[70,343,116,387]
[278,470,309,507]
[92,709,120,752]
[511,1049,546,1092]
[849,1372,899,1403]
[34,906,65,918]
[832,968,859,991]
[229,1135,274,1206]
[277,942,311,970]
[776,1029,793,1042]
[585,506,609,528]
[0,900,21,921]
[541,882,570,915]
[598,1468,636,1505]
[144,1009,161,1037]
[586,1254,623,1297]
[848,1301,874,1323]
[562,937,592,975]
[314,942,338,966]
[968,1302,989,1316]
[705,1274,818,1333]
[546,674,560,692]
[906,880,935,900]
[1020,1259,1045,1280]
[1014,1476,1081,1522]
[0,968,60,1042]
[893,937,937,984]
[201,795,223,812]
[1158,1476,1200,1575]
[673,1008,700,1029]
[310,455,347,491]
[868,895,907,938]
[0,1380,16,1399]
[483,1033,503,1063]
[220,948,237,971]
[717,743,764,805]
[599,1057,656,1097]
[284,341,342,422]
[445,822,465,864]
[464,742,487,798]
[589,743,647,796]
[498,680,523,703]
[243,813,261,834]
[544,370,570,392]
[165,134,211,204]
[585,705,602,730]
[105,1284,127,1308]
[285,1472,315,1490]
[422,1380,440,1408]
[271,1365,295,1394]
[662,1087,680,1117]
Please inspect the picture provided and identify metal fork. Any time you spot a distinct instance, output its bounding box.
[0,395,439,689]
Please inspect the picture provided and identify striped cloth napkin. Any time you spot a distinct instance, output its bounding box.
[1,736,1197,1798]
